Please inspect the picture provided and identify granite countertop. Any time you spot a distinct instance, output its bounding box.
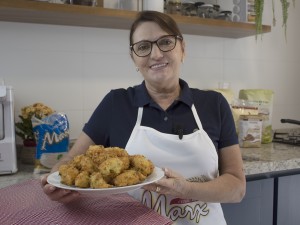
[242,143,300,177]
[1,143,300,189]
[0,162,36,189]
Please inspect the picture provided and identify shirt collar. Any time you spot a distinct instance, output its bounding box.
[134,79,194,108]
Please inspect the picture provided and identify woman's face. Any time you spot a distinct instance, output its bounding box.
[131,22,185,90]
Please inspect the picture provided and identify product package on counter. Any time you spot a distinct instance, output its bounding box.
[231,99,259,134]
[238,115,263,148]
[239,89,274,144]
[32,113,69,174]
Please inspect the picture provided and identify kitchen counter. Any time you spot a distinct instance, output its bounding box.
[224,143,300,225]
[1,143,300,189]
[0,161,36,189]
[242,143,300,180]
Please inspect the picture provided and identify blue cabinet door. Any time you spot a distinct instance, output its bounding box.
[277,174,300,225]
[222,178,274,225]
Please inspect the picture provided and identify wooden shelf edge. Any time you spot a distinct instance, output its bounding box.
[0,0,271,39]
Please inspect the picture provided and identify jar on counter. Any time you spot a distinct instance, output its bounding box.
[143,0,164,12]
[197,3,219,19]
[166,0,182,15]
[215,11,233,21]
[181,2,197,17]
[66,0,97,6]
[194,2,204,17]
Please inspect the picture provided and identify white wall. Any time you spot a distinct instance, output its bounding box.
[1,1,299,142]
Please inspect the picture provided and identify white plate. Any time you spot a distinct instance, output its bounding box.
[47,167,164,196]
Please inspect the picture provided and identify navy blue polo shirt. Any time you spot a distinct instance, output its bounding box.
[83,79,238,151]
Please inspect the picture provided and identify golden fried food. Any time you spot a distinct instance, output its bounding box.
[106,147,130,170]
[118,156,130,171]
[72,154,97,174]
[106,147,129,158]
[99,157,124,182]
[86,145,129,166]
[75,171,90,188]
[58,146,154,189]
[90,172,113,188]
[59,165,79,186]
[58,164,69,176]
[113,169,146,187]
[85,145,106,164]
[130,155,154,176]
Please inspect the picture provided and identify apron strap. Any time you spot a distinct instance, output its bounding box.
[191,104,203,130]
[125,107,143,149]
[136,107,143,125]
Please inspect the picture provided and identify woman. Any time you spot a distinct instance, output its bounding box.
[42,11,246,224]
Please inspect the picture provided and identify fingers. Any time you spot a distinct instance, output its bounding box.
[43,183,56,195]
[155,186,161,192]
[43,184,80,203]
[144,168,186,196]
[40,174,49,187]
[41,174,56,195]
[162,167,183,179]
[58,192,81,204]
[40,174,80,203]
[142,183,156,191]
[51,190,80,204]
[143,183,163,193]
[40,174,56,195]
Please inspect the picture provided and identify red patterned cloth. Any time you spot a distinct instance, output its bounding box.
[0,179,172,225]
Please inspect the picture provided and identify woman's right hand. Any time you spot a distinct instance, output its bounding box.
[41,174,80,204]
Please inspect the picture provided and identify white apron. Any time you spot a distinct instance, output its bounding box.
[125,105,227,225]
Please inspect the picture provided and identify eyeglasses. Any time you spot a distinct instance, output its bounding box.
[130,35,183,57]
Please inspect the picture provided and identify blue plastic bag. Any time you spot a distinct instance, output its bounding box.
[32,113,69,174]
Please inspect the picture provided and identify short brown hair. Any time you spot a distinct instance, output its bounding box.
[129,10,183,45]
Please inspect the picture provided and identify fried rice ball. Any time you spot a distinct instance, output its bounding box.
[72,154,97,174]
[130,155,154,176]
[118,156,130,171]
[105,147,129,158]
[106,147,130,170]
[99,157,124,181]
[58,164,69,176]
[113,169,147,187]
[85,145,106,164]
[75,171,90,188]
[90,172,112,189]
[59,165,79,186]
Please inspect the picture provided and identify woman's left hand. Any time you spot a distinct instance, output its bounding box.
[143,168,189,198]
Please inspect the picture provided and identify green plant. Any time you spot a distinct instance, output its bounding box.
[255,0,264,40]
[280,0,289,41]
[15,103,54,143]
[255,0,295,41]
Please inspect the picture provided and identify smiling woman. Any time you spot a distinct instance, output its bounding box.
[41,11,245,225]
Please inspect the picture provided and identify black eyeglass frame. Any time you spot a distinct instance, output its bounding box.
[130,35,183,57]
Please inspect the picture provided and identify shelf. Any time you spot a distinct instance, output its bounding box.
[0,0,271,38]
